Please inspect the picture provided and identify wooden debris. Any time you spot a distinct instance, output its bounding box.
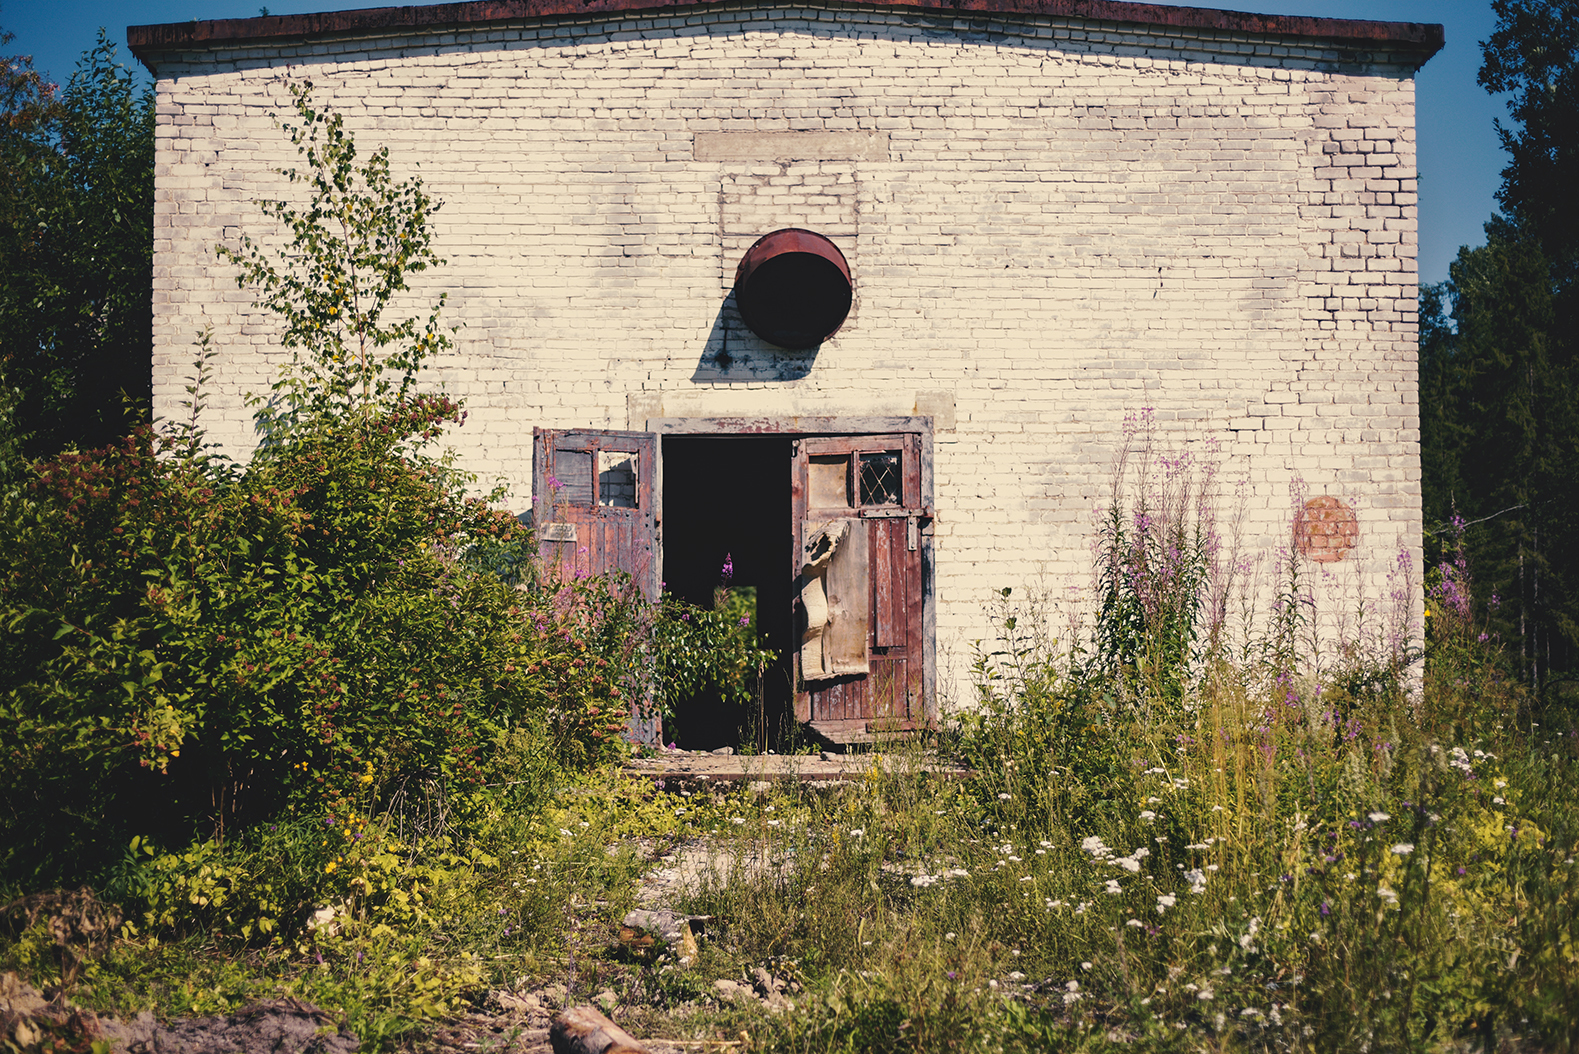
[549,1005,649,1054]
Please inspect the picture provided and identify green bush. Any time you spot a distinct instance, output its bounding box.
[0,83,644,895]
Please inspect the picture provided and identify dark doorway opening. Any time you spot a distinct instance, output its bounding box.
[660,435,796,750]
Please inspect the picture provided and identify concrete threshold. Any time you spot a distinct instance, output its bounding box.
[621,748,970,784]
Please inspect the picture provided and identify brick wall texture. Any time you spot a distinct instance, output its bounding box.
[144,1,1426,697]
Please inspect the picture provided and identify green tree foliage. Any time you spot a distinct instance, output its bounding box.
[218,82,449,437]
[0,87,642,893]
[1421,225,1576,690]
[1482,0,1579,320]
[0,31,153,457]
[1420,2,1579,699]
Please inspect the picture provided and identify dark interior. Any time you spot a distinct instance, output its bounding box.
[737,252,853,350]
[660,435,797,750]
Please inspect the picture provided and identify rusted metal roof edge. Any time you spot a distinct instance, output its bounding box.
[127,0,1444,67]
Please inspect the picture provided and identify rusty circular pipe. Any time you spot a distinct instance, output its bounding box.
[733,228,852,350]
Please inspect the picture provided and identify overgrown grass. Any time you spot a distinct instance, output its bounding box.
[642,429,1579,1052]
[6,413,1577,1054]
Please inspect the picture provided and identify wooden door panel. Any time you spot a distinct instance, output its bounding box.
[794,433,925,740]
[872,518,906,648]
[533,428,660,743]
[533,428,658,600]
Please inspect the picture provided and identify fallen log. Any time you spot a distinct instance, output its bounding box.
[549,1004,649,1054]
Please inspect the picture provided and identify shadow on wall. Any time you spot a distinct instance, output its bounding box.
[691,290,820,383]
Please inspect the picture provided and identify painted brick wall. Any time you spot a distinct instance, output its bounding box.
[143,1,1426,698]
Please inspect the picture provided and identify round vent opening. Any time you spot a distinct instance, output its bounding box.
[734,229,852,350]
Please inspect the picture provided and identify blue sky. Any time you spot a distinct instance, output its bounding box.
[2,0,1507,286]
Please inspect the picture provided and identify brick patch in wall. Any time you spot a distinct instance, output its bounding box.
[1295,496,1359,563]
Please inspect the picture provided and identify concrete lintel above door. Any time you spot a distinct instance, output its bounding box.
[649,415,933,437]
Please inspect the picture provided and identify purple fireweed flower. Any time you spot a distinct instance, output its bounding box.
[547,474,562,490]
[721,552,734,585]
[739,615,751,627]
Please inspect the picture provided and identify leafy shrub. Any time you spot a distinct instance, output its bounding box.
[0,85,640,894]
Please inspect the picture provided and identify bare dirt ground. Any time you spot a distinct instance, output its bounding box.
[3,750,967,1053]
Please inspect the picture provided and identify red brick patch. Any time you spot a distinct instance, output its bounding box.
[1294,496,1358,563]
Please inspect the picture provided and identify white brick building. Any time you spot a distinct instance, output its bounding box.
[130,0,1441,746]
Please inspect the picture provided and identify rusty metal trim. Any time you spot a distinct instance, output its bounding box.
[735,228,852,292]
[128,1,1444,68]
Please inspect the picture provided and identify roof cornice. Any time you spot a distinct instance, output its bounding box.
[127,0,1445,67]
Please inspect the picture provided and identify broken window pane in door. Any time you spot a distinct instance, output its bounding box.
[809,454,852,508]
[597,450,638,508]
[859,451,902,506]
[551,448,593,505]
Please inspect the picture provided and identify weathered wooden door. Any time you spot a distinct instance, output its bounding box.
[793,433,926,742]
[532,428,660,740]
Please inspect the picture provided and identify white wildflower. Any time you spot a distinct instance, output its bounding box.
[1391,843,1414,856]
[1126,918,1144,928]
[1368,811,1391,823]
[1105,879,1123,895]
[1156,893,1177,914]
[1140,810,1157,821]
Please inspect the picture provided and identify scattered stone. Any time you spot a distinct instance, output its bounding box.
[710,747,734,756]
[750,967,779,996]
[710,979,754,1006]
[0,971,47,1016]
[621,908,685,941]
[305,904,342,936]
[489,989,540,1014]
